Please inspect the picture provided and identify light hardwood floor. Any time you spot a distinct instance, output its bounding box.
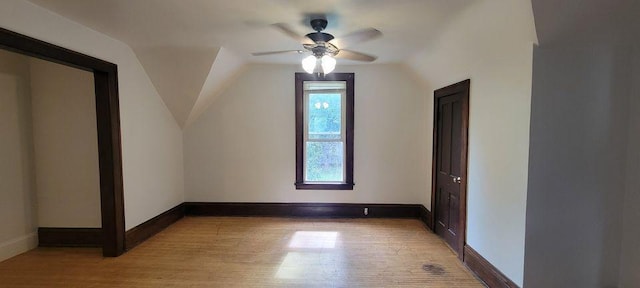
[0,217,484,287]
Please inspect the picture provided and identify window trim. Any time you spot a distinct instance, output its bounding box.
[295,73,354,190]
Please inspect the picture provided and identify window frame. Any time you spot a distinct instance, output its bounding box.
[303,86,347,182]
[295,73,354,190]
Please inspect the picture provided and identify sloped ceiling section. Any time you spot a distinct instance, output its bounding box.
[134,46,244,127]
[24,0,479,127]
[186,47,246,127]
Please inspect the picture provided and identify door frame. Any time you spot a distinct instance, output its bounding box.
[430,79,470,260]
[0,28,126,257]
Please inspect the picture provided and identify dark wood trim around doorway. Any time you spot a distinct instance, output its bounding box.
[430,79,470,260]
[0,27,126,257]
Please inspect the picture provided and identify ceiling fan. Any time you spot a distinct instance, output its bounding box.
[252,18,382,74]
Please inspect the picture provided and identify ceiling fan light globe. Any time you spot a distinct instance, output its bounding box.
[302,55,317,74]
[321,55,336,74]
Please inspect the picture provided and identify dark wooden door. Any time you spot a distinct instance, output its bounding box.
[432,80,469,258]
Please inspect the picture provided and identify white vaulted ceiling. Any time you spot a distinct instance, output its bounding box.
[26,0,477,127]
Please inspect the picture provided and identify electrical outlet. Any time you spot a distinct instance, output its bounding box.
[364,207,368,216]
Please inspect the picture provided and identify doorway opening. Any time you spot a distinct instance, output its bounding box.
[0,28,125,257]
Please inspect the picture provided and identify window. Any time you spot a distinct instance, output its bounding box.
[295,73,354,190]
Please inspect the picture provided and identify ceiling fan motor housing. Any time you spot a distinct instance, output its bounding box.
[307,18,334,43]
[310,18,328,32]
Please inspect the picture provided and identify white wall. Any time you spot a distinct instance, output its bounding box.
[618,6,640,286]
[184,64,430,205]
[407,0,536,285]
[619,41,640,287]
[524,42,630,288]
[0,0,184,230]
[524,0,636,287]
[0,50,38,262]
[30,58,101,228]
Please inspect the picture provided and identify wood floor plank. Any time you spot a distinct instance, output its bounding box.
[0,217,484,287]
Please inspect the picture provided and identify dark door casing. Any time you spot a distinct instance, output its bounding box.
[431,79,469,259]
[0,27,126,256]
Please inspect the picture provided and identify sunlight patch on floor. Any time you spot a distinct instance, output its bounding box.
[288,231,339,249]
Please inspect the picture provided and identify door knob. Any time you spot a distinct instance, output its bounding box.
[451,176,461,184]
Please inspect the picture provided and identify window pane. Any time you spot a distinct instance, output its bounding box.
[304,81,346,91]
[308,93,341,140]
[305,141,344,182]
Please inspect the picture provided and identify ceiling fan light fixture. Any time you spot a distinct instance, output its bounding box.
[254,18,380,66]
[302,55,317,74]
[321,55,336,74]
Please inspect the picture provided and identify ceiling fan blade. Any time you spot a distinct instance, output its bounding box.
[252,50,304,56]
[336,49,377,62]
[272,23,314,45]
[330,28,382,49]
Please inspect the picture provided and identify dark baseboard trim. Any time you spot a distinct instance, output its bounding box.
[38,228,102,247]
[118,202,430,253]
[185,202,424,219]
[125,203,185,251]
[464,245,519,288]
[419,206,432,230]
